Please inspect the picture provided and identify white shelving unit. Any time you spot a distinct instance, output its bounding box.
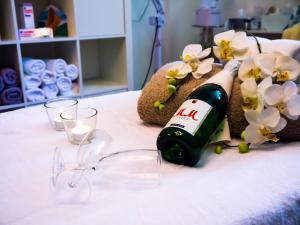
[0,0,133,111]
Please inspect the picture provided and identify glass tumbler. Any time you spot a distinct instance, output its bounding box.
[61,107,98,145]
[44,97,78,131]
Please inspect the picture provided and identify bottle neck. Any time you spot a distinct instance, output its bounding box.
[202,69,234,98]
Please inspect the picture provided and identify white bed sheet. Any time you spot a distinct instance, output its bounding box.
[0,91,300,225]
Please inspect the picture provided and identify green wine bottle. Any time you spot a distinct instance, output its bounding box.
[156,60,240,166]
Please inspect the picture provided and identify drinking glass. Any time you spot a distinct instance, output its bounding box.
[51,129,161,203]
[61,107,98,145]
[44,97,78,131]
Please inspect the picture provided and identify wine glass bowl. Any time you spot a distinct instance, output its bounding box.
[51,129,161,203]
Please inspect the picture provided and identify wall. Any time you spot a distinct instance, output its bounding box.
[131,0,157,90]
[131,0,199,90]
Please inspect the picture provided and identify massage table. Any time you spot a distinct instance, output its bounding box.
[0,91,300,225]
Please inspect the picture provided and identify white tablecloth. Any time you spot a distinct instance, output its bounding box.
[1,91,300,225]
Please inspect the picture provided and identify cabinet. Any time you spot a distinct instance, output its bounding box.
[0,0,133,111]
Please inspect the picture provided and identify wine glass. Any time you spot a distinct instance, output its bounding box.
[51,129,161,203]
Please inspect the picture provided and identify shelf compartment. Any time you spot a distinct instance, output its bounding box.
[0,0,17,41]
[20,41,80,101]
[20,40,79,67]
[0,45,24,107]
[14,0,76,38]
[79,37,128,95]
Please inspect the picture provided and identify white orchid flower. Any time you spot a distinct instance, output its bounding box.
[255,52,300,82]
[240,77,272,112]
[263,81,300,120]
[181,44,214,79]
[238,57,265,82]
[244,107,287,146]
[161,61,192,79]
[213,30,249,61]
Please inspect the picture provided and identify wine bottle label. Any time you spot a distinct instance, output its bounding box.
[165,99,212,135]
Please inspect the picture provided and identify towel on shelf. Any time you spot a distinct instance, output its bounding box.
[26,88,45,102]
[40,70,56,85]
[0,76,4,93]
[0,67,17,87]
[1,87,23,105]
[56,76,72,93]
[46,58,67,75]
[42,83,58,99]
[65,64,79,81]
[24,75,42,89]
[23,57,46,75]
[55,73,65,78]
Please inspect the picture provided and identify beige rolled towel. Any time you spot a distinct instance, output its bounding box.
[138,64,300,141]
[137,64,222,126]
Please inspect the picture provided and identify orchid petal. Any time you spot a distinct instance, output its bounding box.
[182,44,203,60]
[260,107,280,128]
[245,124,264,144]
[192,58,214,79]
[286,95,300,116]
[276,55,300,81]
[198,48,211,59]
[282,81,298,102]
[232,48,250,61]
[256,96,265,112]
[245,110,260,125]
[213,46,221,59]
[162,61,192,79]
[231,31,248,51]
[254,53,276,76]
[285,112,299,120]
[241,78,257,97]
[263,84,283,106]
[271,117,287,133]
[238,57,255,81]
[214,30,235,45]
[257,76,272,97]
[160,61,183,71]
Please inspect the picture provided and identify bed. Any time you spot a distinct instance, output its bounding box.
[0,91,300,225]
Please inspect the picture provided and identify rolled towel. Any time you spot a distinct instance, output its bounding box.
[0,67,17,87]
[24,75,42,89]
[42,83,59,99]
[1,87,23,105]
[26,88,45,102]
[0,76,4,93]
[56,73,65,78]
[40,70,56,85]
[56,76,72,93]
[46,59,67,75]
[65,64,79,81]
[23,57,46,75]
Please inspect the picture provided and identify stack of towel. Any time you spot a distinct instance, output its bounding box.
[23,57,79,102]
[0,67,23,105]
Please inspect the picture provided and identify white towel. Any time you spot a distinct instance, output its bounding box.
[42,83,59,99]
[23,57,46,75]
[56,76,72,93]
[65,64,79,81]
[46,59,67,75]
[24,75,41,89]
[40,70,56,85]
[26,88,45,102]
[56,73,65,78]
